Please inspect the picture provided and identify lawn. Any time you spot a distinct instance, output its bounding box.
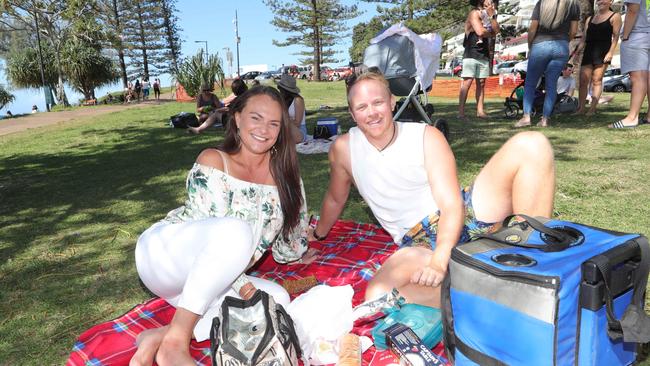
[1,80,649,364]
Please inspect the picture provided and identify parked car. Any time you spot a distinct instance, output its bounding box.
[603,68,622,83]
[240,71,262,80]
[603,73,631,92]
[453,64,462,77]
[254,71,275,81]
[513,60,528,75]
[494,61,519,74]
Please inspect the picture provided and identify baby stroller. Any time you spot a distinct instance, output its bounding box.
[504,71,578,119]
[363,24,449,140]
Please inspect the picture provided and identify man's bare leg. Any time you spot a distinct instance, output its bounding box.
[471,131,555,222]
[365,247,440,308]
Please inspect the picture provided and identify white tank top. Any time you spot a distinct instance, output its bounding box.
[349,122,438,243]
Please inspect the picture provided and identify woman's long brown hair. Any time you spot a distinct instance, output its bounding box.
[220,85,303,236]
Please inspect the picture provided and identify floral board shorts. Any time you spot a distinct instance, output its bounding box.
[400,186,496,249]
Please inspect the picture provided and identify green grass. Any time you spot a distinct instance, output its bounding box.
[1,80,649,364]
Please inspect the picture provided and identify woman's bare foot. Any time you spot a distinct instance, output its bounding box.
[155,332,195,366]
[585,109,596,116]
[476,113,490,119]
[514,117,531,128]
[537,117,549,127]
[573,108,585,115]
[129,326,168,366]
[187,127,201,135]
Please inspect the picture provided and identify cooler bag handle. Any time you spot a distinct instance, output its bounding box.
[592,236,650,343]
[478,214,572,252]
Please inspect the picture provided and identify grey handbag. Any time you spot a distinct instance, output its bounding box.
[210,289,302,366]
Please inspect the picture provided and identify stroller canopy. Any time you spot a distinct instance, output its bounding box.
[363,23,442,95]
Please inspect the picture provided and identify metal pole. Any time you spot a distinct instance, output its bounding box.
[235,10,240,77]
[34,11,50,112]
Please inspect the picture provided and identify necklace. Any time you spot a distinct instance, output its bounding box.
[377,122,397,152]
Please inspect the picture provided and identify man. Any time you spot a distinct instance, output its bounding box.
[557,64,577,97]
[310,71,556,307]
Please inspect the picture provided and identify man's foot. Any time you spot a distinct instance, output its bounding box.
[608,120,638,129]
[573,108,585,115]
[187,127,201,135]
[155,333,195,366]
[457,114,469,121]
[129,326,168,366]
[476,113,490,119]
[514,118,531,128]
[585,109,596,117]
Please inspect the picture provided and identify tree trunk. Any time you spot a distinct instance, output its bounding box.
[135,1,149,80]
[53,50,69,106]
[311,0,321,81]
[112,0,129,88]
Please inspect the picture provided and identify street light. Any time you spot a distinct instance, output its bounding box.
[233,11,240,77]
[194,40,208,63]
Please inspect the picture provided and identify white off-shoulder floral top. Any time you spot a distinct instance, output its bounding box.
[162,161,309,265]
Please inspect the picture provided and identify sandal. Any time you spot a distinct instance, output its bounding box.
[608,120,637,129]
[514,119,531,128]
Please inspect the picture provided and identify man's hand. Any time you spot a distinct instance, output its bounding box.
[410,248,450,287]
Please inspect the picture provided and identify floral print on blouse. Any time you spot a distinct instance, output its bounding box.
[162,163,309,264]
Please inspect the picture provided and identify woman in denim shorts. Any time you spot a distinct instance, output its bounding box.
[515,0,580,128]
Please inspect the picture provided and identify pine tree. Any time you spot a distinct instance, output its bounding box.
[94,0,131,88]
[265,0,360,81]
[121,0,166,80]
[159,0,182,74]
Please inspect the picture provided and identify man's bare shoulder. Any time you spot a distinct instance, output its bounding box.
[329,133,352,171]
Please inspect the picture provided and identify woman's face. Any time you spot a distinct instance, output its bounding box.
[596,0,611,9]
[234,94,283,155]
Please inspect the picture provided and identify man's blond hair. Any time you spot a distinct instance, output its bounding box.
[346,70,391,106]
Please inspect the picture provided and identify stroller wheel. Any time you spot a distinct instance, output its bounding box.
[425,103,434,117]
[434,118,450,142]
[504,103,520,119]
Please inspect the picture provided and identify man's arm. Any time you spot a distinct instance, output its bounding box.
[621,3,640,41]
[311,136,353,241]
[411,126,464,287]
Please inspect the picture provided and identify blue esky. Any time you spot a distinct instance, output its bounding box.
[1,0,378,115]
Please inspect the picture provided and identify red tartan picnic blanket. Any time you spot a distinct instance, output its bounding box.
[66,220,448,366]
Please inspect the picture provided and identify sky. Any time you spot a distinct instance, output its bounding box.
[1,0,378,115]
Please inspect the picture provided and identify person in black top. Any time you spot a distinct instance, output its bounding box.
[458,0,499,120]
[574,0,622,115]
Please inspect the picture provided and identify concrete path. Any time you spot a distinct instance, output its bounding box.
[0,96,177,137]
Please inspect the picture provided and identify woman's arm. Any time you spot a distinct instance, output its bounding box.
[292,96,306,128]
[528,20,539,49]
[468,9,491,37]
[569,20,579,42]
[621,3,640,41]
[605,13,623,63]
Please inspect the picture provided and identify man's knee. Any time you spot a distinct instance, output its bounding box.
[510,131,553,160]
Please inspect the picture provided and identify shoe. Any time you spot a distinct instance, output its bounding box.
[537,118,549,127]
[640,118,649,125]
[609,120,637,129]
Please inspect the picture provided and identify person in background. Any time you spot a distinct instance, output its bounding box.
[129,86,316,366]
[6,110,13,118]
[188,79,248,134]
[195,83,222,124]
[557,63,577,96]
[277,74,308,143]
[153,78,161,100]
[134,79,142,102]
[142,78,150,100]
[31,105,38,114]
[574,0,621,116]
[458,0,500,120]
[515,0,580,127]
[609,0,650,128]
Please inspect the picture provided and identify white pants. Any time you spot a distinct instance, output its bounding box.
[135,217,290,341]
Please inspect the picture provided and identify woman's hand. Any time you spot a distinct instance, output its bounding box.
[603,52,613,63]
[484,0,495,17]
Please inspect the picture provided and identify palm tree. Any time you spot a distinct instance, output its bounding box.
[0,86,15,110]
[173,49,225,98]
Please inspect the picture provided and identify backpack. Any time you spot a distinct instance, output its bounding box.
[210,290,302,366]
[169,112,199,128]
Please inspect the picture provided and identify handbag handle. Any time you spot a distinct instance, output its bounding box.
[478,214,572,252]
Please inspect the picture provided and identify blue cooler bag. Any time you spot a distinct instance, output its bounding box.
[441,215,650,365]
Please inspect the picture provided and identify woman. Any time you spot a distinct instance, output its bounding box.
[277,74,307,143]
[130,86,316,366]
[609,0,650,128]
[195,83,222,123]
[574,0,622,115]
[458,0,499,120]
[515,0,580,127]
[188,79,248,134]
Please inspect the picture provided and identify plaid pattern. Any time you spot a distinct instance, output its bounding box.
[66,220,449,366]
[400,186,496,249]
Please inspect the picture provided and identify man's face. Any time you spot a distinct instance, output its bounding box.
[347,79,396,141]
[562,67,573,77]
